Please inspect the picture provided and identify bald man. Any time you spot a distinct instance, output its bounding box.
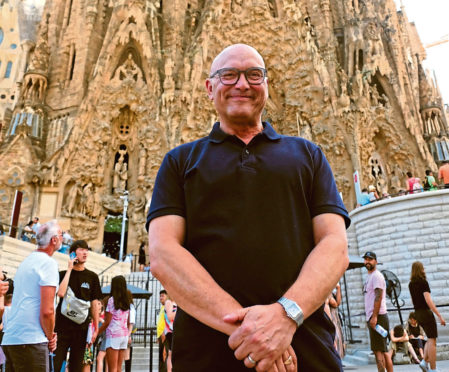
[147,44,350,372]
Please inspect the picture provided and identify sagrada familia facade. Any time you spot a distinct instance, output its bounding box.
[0,0,448,254]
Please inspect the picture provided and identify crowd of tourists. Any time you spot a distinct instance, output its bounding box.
[359,160,449,207]
[363,251,446,372]
[2,42,449,372]
[0,220,135,372]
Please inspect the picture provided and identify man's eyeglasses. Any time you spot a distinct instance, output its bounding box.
[209,67,267,86]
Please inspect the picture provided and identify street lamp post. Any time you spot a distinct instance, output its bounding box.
[119,191,129,261]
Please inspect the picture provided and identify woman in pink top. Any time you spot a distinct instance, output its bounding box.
[98,275,130,372]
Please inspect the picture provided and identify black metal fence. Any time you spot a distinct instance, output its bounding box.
[97,271,162,371]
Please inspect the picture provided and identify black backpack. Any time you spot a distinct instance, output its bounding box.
[423,176,430,190]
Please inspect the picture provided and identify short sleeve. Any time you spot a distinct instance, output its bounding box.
[372,272,386,291]
[146,153,186,230]
[310,146,350,228]
[106,297,114,313]
[422,280,431,294]
[90,273,103,301]
[38,258,59,287]
[129,304,136,324]
[59,270,66,283]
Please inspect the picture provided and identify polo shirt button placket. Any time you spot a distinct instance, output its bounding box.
[242,148,250,164]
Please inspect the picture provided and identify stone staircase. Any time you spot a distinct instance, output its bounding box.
[121,345,159,371]
[343,326,449,367]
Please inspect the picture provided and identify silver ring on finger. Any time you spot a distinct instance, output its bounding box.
[284,355,293,365]
[247,354,257,365]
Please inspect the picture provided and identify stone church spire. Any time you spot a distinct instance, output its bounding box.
[20,13,50,105]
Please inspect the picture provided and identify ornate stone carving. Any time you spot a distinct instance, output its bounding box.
[0,0,445,249]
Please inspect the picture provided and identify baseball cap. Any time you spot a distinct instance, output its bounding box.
[69,240,91,253]
[362,251,377,260]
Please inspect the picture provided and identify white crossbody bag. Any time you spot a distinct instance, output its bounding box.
[61,286,91,324]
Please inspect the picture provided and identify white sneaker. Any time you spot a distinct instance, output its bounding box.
[419,359,428,372]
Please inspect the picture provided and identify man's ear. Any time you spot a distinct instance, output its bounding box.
[205,79,214,100]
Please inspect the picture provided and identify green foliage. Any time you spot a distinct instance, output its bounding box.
[104,215,128,233]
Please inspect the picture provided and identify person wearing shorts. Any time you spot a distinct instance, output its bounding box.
[97,276,130,372]
[362,251,393,372]
[409,261,446,372]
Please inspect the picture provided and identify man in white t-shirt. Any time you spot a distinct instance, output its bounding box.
[2,220,62,372]
[363,251,393,372]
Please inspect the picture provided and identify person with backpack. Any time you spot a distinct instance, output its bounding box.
[423,170,438,191]
[406,172,423,194]
[53,240,103,372]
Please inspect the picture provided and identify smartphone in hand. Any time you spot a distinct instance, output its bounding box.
[70,252,77,261]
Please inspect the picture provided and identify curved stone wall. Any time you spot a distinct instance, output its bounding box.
[344,189,449,345]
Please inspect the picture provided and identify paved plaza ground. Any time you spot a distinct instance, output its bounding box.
[344,359,449,371]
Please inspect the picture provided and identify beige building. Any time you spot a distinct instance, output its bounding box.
[0,0,44,141]
[0,0,448,256]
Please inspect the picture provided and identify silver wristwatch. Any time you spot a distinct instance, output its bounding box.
[277,297,304,328]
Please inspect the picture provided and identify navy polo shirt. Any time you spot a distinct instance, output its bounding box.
[147,122,350,371]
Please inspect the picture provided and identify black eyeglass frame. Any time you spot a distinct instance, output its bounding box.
[209,67,267,85]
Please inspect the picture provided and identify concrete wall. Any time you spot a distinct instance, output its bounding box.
[344,189,449,346]
[0,235,130,279]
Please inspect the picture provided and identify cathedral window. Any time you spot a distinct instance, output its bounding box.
[31,115,42,138]
[26,113,33,127]
[4,61,12,78]
[435,141,444,161]
[10,44,17,49]
[441,141,449,160]
[7,113,20,136]
[0,28,3,45]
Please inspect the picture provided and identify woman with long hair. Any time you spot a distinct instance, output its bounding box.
[409,261,446,372]
[98,276,130,372]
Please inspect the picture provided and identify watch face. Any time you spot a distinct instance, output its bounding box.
[287,302,301,318]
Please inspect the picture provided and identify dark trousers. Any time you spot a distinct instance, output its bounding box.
[2,346,15,372]
[3,343,49,372]
[409,338,426,355]
[53,328,87,372]
[158,337,167,372]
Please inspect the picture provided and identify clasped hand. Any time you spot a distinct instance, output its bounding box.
[0,281,9,296]
[224,303,298,371]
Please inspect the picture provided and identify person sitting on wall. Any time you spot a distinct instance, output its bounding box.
[438,160,449,188]
[21,220,35,242]
[360,188,371,206]
[406,172,423,194]
[423,170,438,191]
[405,312,426,361]
[368,185,379,202]
[387,324,420,365]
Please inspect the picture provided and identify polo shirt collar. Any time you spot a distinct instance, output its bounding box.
[208,121,281,143]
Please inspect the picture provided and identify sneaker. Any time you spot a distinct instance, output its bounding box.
[419,359,428,372]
